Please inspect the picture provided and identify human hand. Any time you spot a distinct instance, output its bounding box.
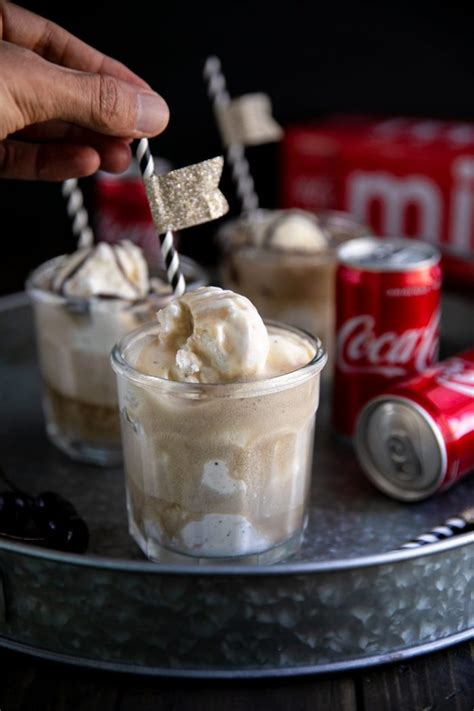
[0,1,169,180]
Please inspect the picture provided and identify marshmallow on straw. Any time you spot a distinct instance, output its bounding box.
[62,179,94,249]
[136,138,186,297]
[203,55,282,215]
[399,506,474,549]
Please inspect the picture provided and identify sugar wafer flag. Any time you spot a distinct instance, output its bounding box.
[143,156,229,235]
[216,93,283,148]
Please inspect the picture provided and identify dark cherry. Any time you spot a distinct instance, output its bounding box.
[0,482,89,554]
[0,491,30,534]
[45,516,89,554]
[32,492,77,528]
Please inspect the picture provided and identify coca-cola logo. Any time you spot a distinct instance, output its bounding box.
[337,312,439,376]
[436,358,474,397]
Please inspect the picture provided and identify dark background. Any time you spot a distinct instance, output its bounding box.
[2,0,474,294]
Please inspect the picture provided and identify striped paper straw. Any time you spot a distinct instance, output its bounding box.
[203,55,259,214]
[399,507,474,549]
[62,178,94,249]
[136,138,186,297]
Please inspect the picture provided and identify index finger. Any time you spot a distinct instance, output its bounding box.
[0,2,151,89]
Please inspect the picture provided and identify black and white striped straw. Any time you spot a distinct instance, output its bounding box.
[136,138,186,297]
[203,55,259,215]
[399,507,474,549]
[62,179,94,249]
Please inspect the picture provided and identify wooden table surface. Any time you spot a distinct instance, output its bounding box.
[2,639,473,710]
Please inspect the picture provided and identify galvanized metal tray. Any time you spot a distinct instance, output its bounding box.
[0,291,473,678]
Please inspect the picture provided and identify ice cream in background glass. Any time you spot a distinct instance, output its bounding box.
[26,241,207,466]
[216,208,369,374]
[111,286,327,564]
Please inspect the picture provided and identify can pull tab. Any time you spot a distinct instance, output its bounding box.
[385,432,422,482]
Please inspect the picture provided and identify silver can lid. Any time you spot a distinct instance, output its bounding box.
[355,395,447,501]
[337,236,440,272]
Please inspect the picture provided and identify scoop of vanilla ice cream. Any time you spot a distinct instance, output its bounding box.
[266,211,328,252]
[53,240,150,299]
[137,286,270,383]
[135,287,316,384]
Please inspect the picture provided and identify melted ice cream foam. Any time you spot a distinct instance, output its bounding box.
[135,286,315,383]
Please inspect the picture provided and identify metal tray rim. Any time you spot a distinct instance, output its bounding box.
[1,627,473,679]
[0,529,472,576]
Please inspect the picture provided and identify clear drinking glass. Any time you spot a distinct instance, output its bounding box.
[111,321,327,564]
[217,210,369,373]
[26,255,207,466]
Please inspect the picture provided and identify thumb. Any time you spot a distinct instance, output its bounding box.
[21,56,170,139]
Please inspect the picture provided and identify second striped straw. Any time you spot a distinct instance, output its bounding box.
[62,178,94,249]
[203,56,259,215]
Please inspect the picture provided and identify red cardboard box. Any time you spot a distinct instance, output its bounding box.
[281,116,474,291]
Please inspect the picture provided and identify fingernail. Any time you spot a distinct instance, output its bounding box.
[136,93,169,134]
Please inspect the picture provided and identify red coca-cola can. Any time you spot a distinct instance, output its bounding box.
[333,237,441,436]
[94,157,172,263]
[355,348,474,500]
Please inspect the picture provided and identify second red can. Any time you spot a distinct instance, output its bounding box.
[355,348,474,501]
[333,237,441,436]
